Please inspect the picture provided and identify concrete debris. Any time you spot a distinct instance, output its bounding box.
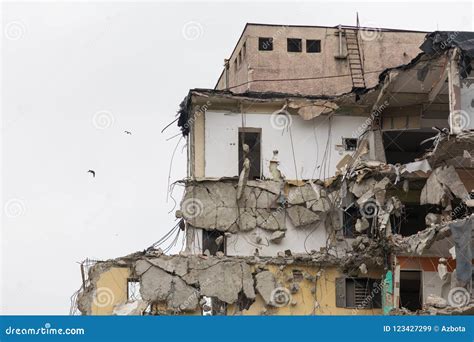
[287,100,339,120]
[425,213,443,227]
[113,300,148,315]
[449,246,456,259]
[403,159,431,175]
[182,180,334,232]
[359,263,368,275]
[215,235,224,247]
[269,230,285,243]
[438,258,448,281]
[425,294,448,309]
[290,283,300,293]
[420,165,469,205]
[255,271,277,305]
[269,151,283,181]
[350,178,376,198]
[286,205,321,227]
[198,261,255,304]
[77,246,395,315]
[136,259,199,311]
[355,217,370,233]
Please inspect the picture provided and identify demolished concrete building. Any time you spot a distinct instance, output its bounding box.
[74,28,474,316]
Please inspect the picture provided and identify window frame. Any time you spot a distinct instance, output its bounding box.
[287,38,302,53]
[258,37,273,51]
[306,39,322,53]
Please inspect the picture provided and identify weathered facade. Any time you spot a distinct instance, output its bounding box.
[74,29,474,316]
[215,23,427,95]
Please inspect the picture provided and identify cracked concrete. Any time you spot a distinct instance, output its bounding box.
[180,180,333,232]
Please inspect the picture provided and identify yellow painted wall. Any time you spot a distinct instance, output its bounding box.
[232,265,383,316]
[91,267,130,315]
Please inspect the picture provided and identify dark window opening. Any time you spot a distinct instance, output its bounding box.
[390,204,441,236]
[383,130,437,164]
[306,39,321,53]
[287,38,302,52]
[258,37,273,51]
[399,270,422,311]
[451,198,471,220]
[343,205,373,238]
[336,277,382,308]
[202,230,225,256]
[343,138,358,151]
[239,128,261,180]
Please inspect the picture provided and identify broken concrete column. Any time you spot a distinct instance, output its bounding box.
[269,230,285,243]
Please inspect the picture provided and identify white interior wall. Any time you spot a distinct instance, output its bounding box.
[422,271,452,302]
[226,220,330,257]
[204,111,368,179]
[461,77,474,130]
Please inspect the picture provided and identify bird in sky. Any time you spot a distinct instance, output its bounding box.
[124,131,132,135]
[87,170,96,178]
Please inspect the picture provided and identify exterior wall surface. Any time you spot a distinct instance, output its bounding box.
[90,267,130,315]
[217,24,426,96]
[233,265,383,315]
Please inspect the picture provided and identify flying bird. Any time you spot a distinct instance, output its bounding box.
[87,170,96,178]
[124,131,132,135]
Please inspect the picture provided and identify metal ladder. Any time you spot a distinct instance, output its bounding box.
[344,28,366,89]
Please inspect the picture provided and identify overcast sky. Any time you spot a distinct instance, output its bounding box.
[1,0,472,314]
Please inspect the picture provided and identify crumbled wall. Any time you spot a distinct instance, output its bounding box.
[77,251,385,316]
[180,179,334,233]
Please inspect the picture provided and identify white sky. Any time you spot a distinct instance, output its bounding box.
[1,0,473,314]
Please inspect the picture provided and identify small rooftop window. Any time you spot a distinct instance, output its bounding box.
[258,37,273,51]
[287,38,302,52]
[306,39,321,53]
